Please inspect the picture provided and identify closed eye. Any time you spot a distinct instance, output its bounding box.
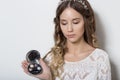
[73,21,80,24]
[61,23,67,25]
[60,20,67,25]
[72,18,81,24]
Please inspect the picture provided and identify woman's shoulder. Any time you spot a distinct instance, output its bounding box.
[92,48,110,61]
[94,48,109,56]
[43,51,53,64]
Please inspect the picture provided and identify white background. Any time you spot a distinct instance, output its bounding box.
[0,0,119,80]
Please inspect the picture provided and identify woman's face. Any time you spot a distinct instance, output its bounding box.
[60,7,85,43]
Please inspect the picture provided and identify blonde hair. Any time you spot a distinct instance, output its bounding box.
[44,0,98,79]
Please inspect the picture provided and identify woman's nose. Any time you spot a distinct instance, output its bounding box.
[67,24,73,32]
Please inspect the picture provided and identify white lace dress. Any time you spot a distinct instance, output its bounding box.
[45,48,111,80]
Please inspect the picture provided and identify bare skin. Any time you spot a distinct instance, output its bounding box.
[60,7,95,62]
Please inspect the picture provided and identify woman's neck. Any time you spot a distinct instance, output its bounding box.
[66,39,93,55]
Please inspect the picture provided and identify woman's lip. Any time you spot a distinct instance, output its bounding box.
[67,34,75,38]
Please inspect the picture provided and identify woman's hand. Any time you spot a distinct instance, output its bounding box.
[21,59,52,80]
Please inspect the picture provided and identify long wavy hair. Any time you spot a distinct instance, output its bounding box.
[44,0,98,79]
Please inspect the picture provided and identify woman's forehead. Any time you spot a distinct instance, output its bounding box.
[60,7,83,20]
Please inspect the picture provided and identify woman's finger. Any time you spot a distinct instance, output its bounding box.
[21,60,29,74]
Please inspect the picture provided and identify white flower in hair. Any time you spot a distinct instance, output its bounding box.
[59,0,88,9]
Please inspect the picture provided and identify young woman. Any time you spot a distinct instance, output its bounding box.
[22,0,111,80]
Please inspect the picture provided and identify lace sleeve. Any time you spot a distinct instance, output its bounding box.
[97,51,111,80]
[43,52,52,66]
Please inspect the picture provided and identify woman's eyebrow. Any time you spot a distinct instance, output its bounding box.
[60,19,67,22]
[72,18,81,21]
[60,18,81,21]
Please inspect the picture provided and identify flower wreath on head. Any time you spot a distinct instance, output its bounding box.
[59,0,88,9]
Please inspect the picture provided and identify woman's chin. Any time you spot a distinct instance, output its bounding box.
[68,39,78,43]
